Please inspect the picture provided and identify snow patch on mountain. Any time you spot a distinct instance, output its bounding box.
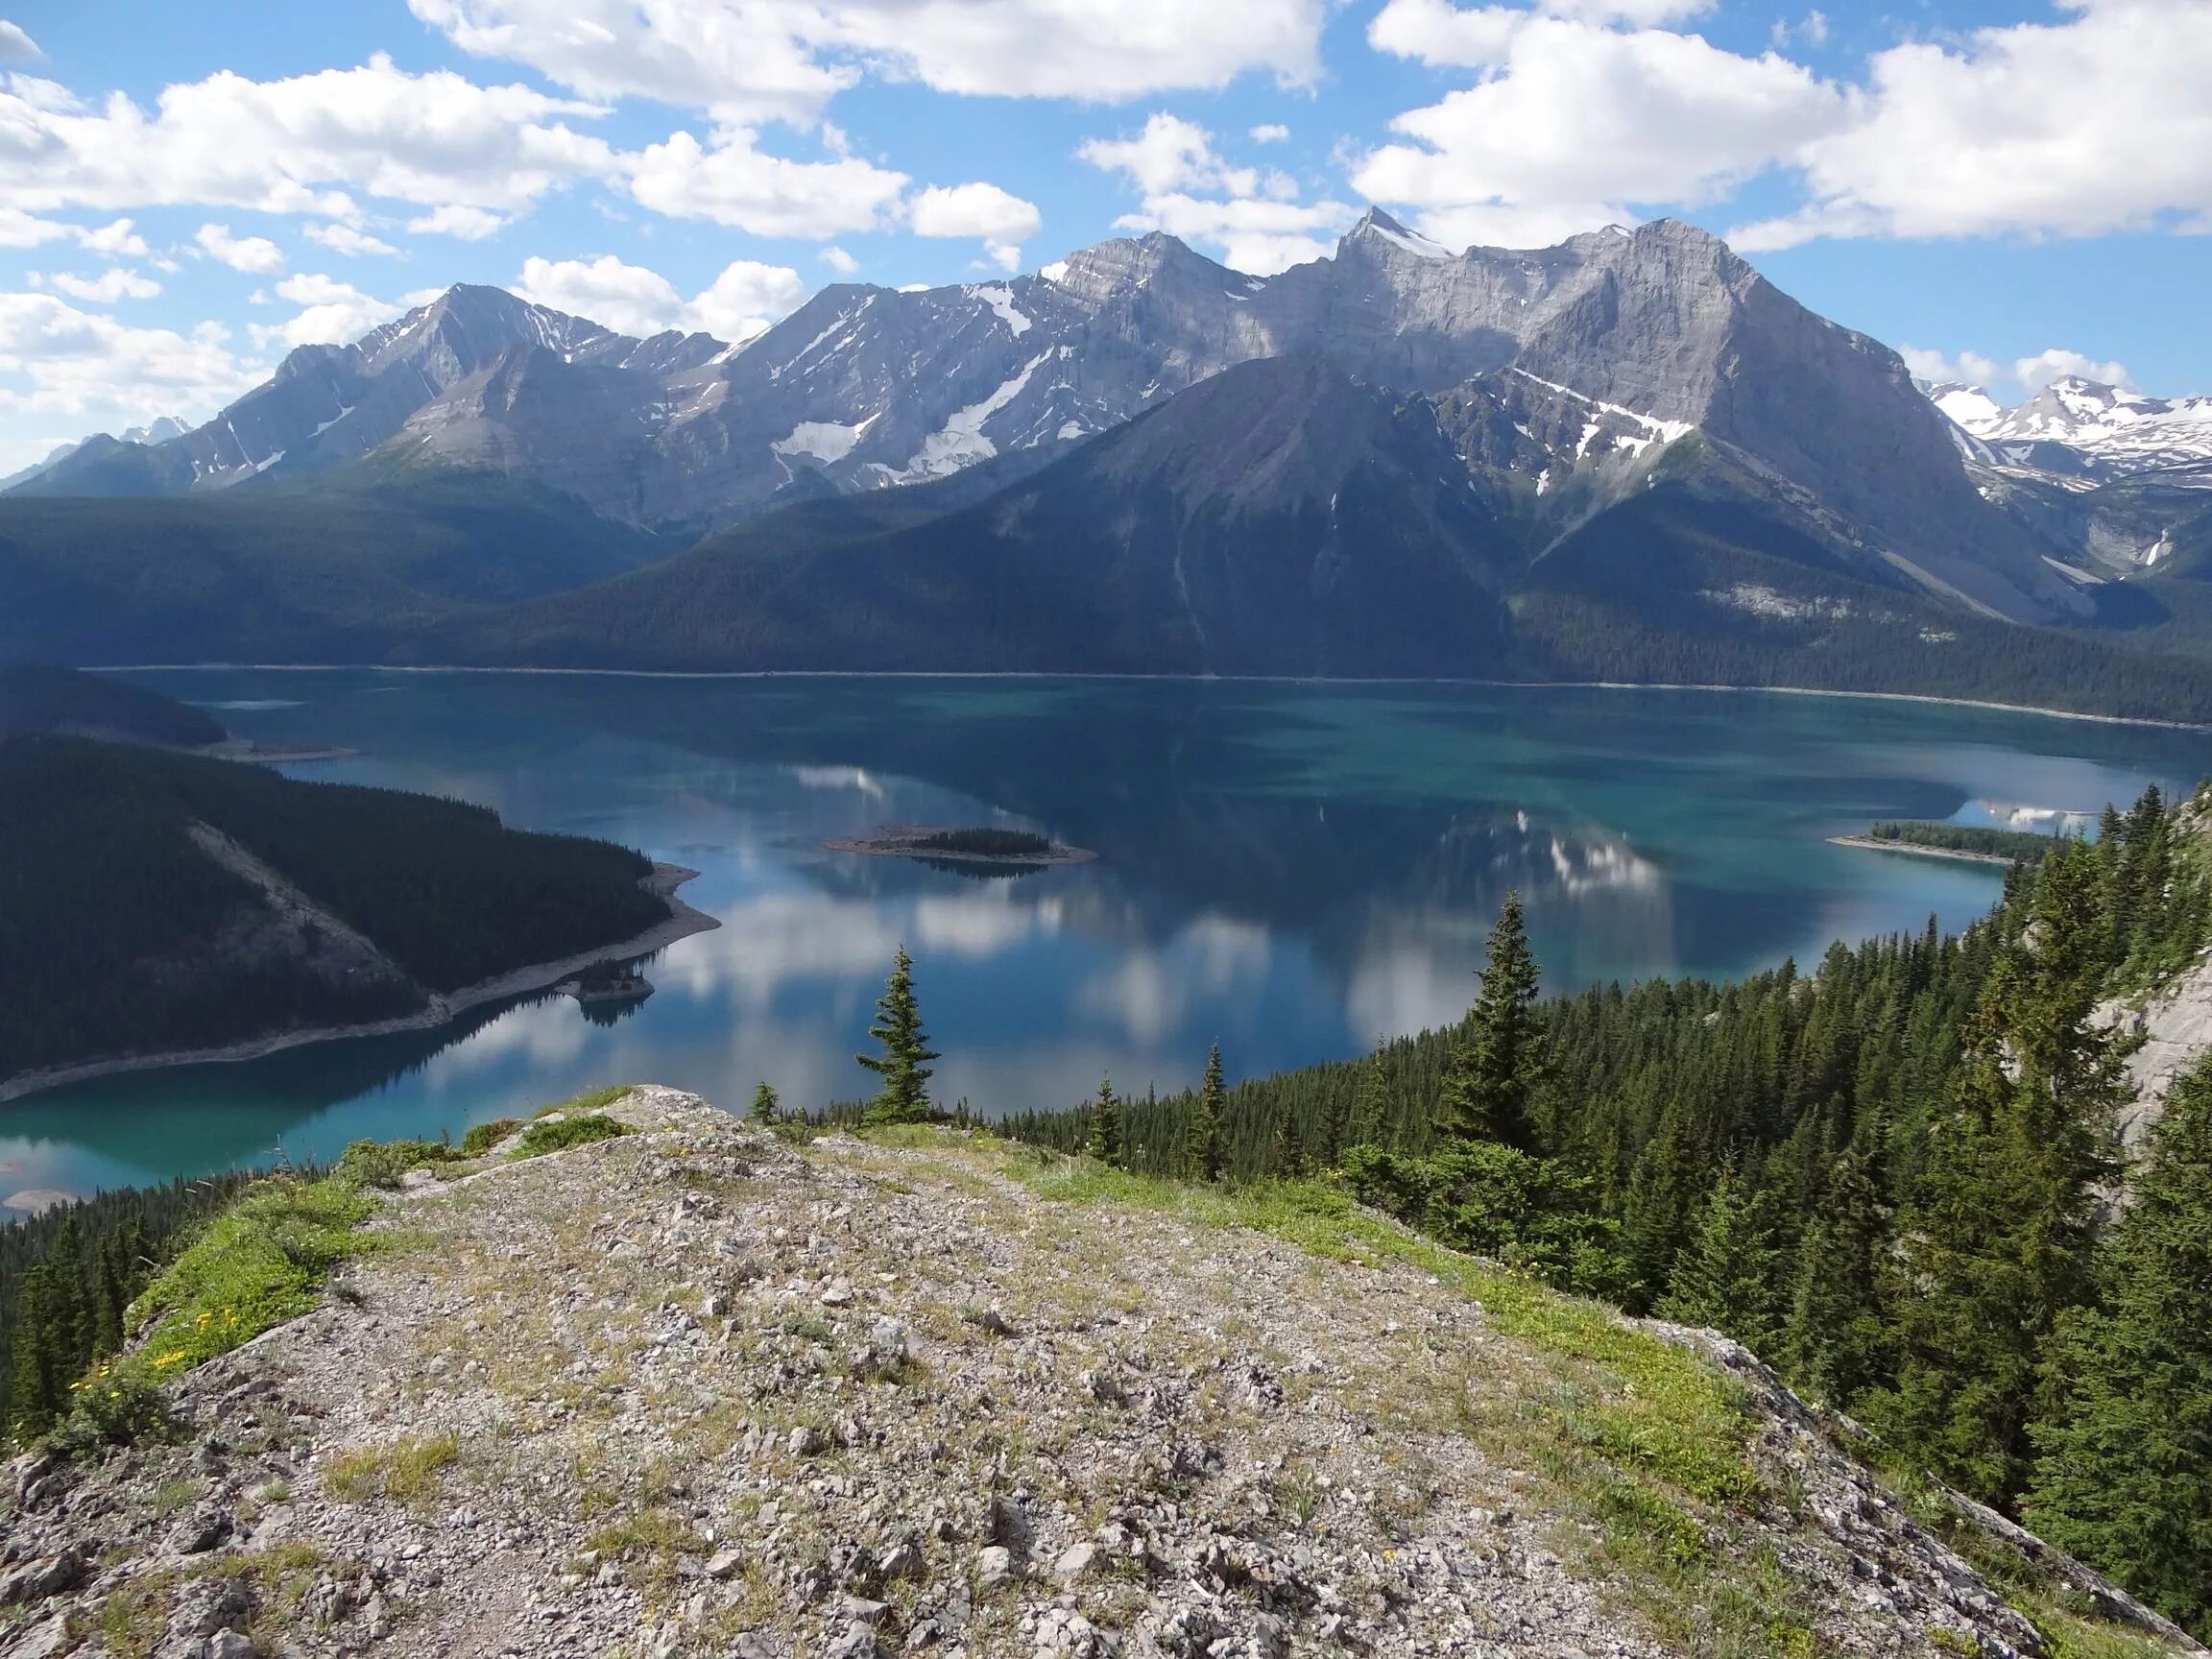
[972,284,1031,339]
[888,355,1048,483]
[774,416,878,467]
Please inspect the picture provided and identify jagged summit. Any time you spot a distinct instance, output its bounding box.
[6,212,2092,623]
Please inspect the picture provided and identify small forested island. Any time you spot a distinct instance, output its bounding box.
[1830,818,2068,865]
[557,959,656,1004]
[0,735,716,1099]
[824,823,1096,866]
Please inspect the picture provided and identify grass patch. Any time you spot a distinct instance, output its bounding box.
[325,1434,460,1507]
[88,1572,177,1659]
[515,1113,633,1158]
[459,1117,523,1156]
[337,1137,459,1189]
[532,1085,632,1119]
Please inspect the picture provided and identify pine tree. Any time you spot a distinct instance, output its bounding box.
[1780,1134,1889,1407]
[1190,1042,1226,1182]
[749,1081,781,1125]
[8,1262,74,1436]
[1086,1074,1121,1167]
[857,946,940,1125]
[1347,1046,1389,1150]
[1656,1160,1785,1354]
[1272,1110,1306,1180]
[1435,893,1546,1149]
[1874,840,2127,1505]
[2027,1051,2212,1633]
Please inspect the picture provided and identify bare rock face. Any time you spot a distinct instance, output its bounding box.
[15,216,2080,624]
[1,1085,2188,1659]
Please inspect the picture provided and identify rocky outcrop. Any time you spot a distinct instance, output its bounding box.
[1,1088,2189,1658]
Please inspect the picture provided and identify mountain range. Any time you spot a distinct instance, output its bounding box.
[7,210,2212,715]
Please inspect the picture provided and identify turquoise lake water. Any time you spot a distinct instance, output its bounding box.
[6,671,2211,1206]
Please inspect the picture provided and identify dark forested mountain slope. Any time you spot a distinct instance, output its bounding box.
[0,737,673,1088]
[0,666,225,747]
[0,469,678,665]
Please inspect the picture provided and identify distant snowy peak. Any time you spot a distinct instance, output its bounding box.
[1926,374,2212,475]
[1344,207,1459,262]
[1926,382,2005,436]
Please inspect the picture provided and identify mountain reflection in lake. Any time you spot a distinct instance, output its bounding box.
[8,671,2210,1198]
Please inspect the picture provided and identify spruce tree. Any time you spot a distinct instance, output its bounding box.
[1656,1160,1785,1355]
[1780,1134,1889,1407]
[749,1081,781,1125]
[1435,892,1546,1149]
[1190,1042,1226,1182]
[1272,1110,1306,1180]
[2027,1052,2212,1633]
[1347,1046,1389,1150]
[1874,840,2127,1505]
[1086,1073,1121,1167]
[857,946,940,1125]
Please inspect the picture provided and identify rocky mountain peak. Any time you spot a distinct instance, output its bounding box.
[1338,206,1460,263]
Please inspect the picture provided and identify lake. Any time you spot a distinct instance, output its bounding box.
[7,671,2212,1205]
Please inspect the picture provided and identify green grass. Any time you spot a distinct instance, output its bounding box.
[325,1434,459,1507]
[533,1085,633,1119]
[52,1172,376,1447]
[459,1118,523,1156]
[515,1112,633,1158]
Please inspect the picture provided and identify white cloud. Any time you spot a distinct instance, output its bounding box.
[250,273,431,349]
[1358,6,1847,249]
[305,222,400,258]
[412,0,1325,126]
[1248,123,1290,144]
[0,207,70,248]
[906,180,1041,269]
[1732,0,2212,250]
[32,268,162,302]
[1770,9,1828,49]
[1079,112,1257,198]
[1900,345,2003,388]
[1081,113,1349,273]
[0,21,38,62]
[819,245,858,276]
[0,291,263,428]
[406,204,508,240]
[0,55,613,220]
[623,130,907,237]
[195,223,285,274]
[684,259,810,340]
[78,219,150,257]
[513,253,805,343]
[2014,348,2133,394]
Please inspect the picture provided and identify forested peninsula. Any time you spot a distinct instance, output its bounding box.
[0,736,711,1097]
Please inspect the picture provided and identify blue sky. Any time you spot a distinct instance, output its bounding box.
[2,0,2208,470]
